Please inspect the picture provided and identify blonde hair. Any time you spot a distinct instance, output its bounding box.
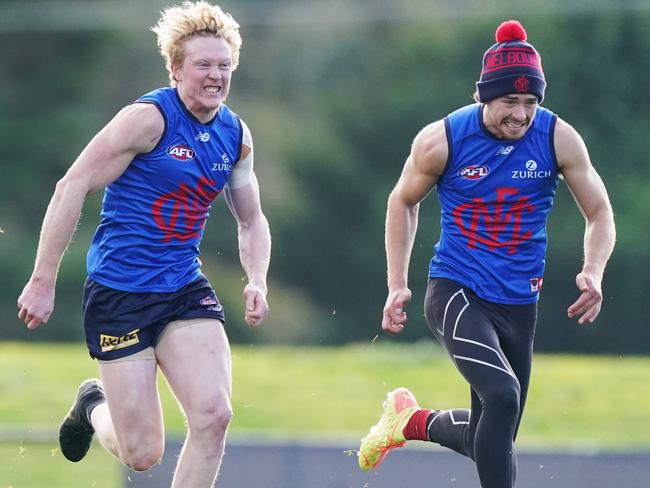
[151,1,242,86]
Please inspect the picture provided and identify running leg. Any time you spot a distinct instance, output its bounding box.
[94,354,165,471]
[155,318,232,488]
[424,279,523,488]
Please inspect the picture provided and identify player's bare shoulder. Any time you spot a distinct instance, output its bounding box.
[75,102,166,194]
[553,117,591,174]
[110,102,166,154]
[411,119,448,178]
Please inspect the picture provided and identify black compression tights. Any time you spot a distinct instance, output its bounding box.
[424,278,537,488]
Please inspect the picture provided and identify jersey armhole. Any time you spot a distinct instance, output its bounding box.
[234,115,244,165]
[440,116,454,180]
[548,114,560,173]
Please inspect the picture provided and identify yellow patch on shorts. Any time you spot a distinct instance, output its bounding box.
[100,329,140,352]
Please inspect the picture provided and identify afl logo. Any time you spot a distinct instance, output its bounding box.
[459,165,490,180]
[167,144,195,161]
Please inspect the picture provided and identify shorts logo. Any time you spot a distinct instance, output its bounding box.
[167,144,195,161]
[199,295,218,306]
[459,165,490,180]
[530,277,543,292]
[100,329,140,352]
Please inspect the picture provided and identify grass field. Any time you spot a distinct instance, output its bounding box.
[1,341,649,487]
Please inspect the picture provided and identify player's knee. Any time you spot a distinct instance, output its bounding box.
[483,381,521,416]
[126,453,162,472]
[188,400,233,438]
[122,453,161,472]
[121,438,164,471]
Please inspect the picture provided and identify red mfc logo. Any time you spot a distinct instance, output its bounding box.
[459,165,490,180]
[452,187,534,254]
[167,144,195,161]
[151,176,220,242]
[514,76,530,94]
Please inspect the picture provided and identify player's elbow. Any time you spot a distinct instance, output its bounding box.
[53,174,92,202]
[388,187,420,213]
[589,201,615,232]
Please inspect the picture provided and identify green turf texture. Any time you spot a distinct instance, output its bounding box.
[1,341,648,487]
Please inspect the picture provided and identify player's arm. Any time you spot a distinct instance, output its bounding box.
[223,121,271,327]
[383,120,448,334]
[17,103,164,329]
[555,118,616,325]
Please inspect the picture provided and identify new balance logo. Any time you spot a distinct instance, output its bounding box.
[195,132,210,142]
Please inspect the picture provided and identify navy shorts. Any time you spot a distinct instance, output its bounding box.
[82,275,226,361]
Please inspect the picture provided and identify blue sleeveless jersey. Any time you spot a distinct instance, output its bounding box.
[428,103,559,304]
[87,87,243,292]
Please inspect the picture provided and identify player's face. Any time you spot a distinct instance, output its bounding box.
[173,35,233,122]
[483,94,538,140]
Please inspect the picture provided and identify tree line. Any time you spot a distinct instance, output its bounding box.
[1,7,648,353]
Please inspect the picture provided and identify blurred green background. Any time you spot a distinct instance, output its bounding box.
[1,2,649,352]
[2,0,649,353]
[1,0,649,486]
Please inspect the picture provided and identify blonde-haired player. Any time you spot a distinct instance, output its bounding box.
[17,2,270,486]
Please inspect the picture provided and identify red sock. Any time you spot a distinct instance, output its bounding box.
[402,409,434,441]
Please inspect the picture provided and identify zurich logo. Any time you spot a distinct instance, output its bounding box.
[525,160,537,171]
[512,159,551,179]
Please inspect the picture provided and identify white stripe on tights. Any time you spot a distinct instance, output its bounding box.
[441,288,516,378]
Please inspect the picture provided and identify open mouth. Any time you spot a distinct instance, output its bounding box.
[504,119,526,129]
[204,86,222,94]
